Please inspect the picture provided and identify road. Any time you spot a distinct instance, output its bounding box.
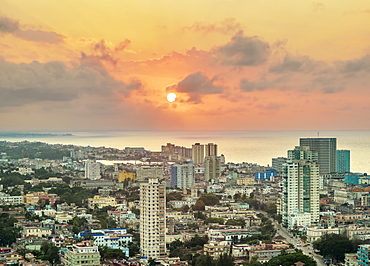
[274,221,325,266]
[256,210,325,266]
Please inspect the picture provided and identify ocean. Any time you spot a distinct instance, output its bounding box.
[1,130,369,173]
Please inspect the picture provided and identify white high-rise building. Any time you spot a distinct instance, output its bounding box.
[85,160,101,180]
[282,146,320,228]
[140,178,166,260]
[170,160,195,189]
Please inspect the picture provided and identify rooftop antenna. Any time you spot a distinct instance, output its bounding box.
[317,131,320,138]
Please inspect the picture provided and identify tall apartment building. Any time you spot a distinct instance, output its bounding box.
[282,146,320,228]
[205,143,217,157]
[170,160,195,189]
[204,155,221,181]
[140,178,166,259]
[192,143,205,165]
[336,149,350,173]
[136,165,163,182]
[85,160,101,180]
[299,138,337,174]
[358,244,370,266]
[272,157,288,173]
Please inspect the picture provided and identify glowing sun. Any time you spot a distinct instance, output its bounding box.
[167,93,177,102]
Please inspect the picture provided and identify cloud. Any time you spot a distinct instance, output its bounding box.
[166,72,224,103]
[14,29,66,44]
[0,56,141,107]
[0,16,19,33]
[240,78,270,92]
[183,18,242,35]
[338,55,370,73]
[0,16,65,44]
[269,55,318,73]
[216,31,270,66]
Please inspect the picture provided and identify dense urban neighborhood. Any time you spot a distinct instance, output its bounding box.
[0,139,368,266]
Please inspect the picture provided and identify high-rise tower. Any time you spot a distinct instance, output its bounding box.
[140,178,166,259]
[170,160,195,189]
[282,146,320,227]
[205,143,217,157]
[299,138,337,174]
[336,150,350,173]
[192,143,205,165]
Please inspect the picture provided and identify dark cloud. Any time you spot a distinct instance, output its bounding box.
[339,55,370,72]
[0,16,19,33]
[216,31,270,66]
[0,57,141,107]
[269,56,316,73]
[166,72,224,103]
[14,30,65,44]
[183,18,242,35]
[239,78,270,92]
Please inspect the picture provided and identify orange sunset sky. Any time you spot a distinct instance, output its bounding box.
[1,0,370,131]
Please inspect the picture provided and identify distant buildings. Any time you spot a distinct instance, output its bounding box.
[299,138,337,174]
[170,160,195,189]
[192,143,217,165]
[337,149,350,173]
[204,155,221,181]
[84,160,101,180]
[140,178,166,259]
[282,146,320,228]
[192,143,205,165]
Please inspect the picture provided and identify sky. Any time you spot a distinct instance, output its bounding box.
[1,0,370,131]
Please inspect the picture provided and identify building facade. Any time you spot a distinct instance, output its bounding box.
[192,143,205,165]
[204,155,221,181]
[282,146,320,227]
[336,149,350,173]
[170,160,195,189]
[205,143,217,157]
[140,178,166,259]
[84,160,101,180]
[63,244,101,266]
[299,138,337,174]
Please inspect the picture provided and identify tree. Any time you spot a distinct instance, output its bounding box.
[99,246,126,259]
[265,250,316,266]
[39,242,60,265]
[216,253,234,266]
[313,233,355,262]
[193,254,215,266]
[226,219,246,228]
[199,193,220,206]
[193,199,206,211]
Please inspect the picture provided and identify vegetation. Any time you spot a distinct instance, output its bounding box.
[192,253,235,266]
[99,246,126,259]
[313,233,357,262]
[0,213,21,246]
[39,242,60,265]
[264,250,316,266]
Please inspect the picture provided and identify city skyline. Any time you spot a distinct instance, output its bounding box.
[1,1,370,131]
